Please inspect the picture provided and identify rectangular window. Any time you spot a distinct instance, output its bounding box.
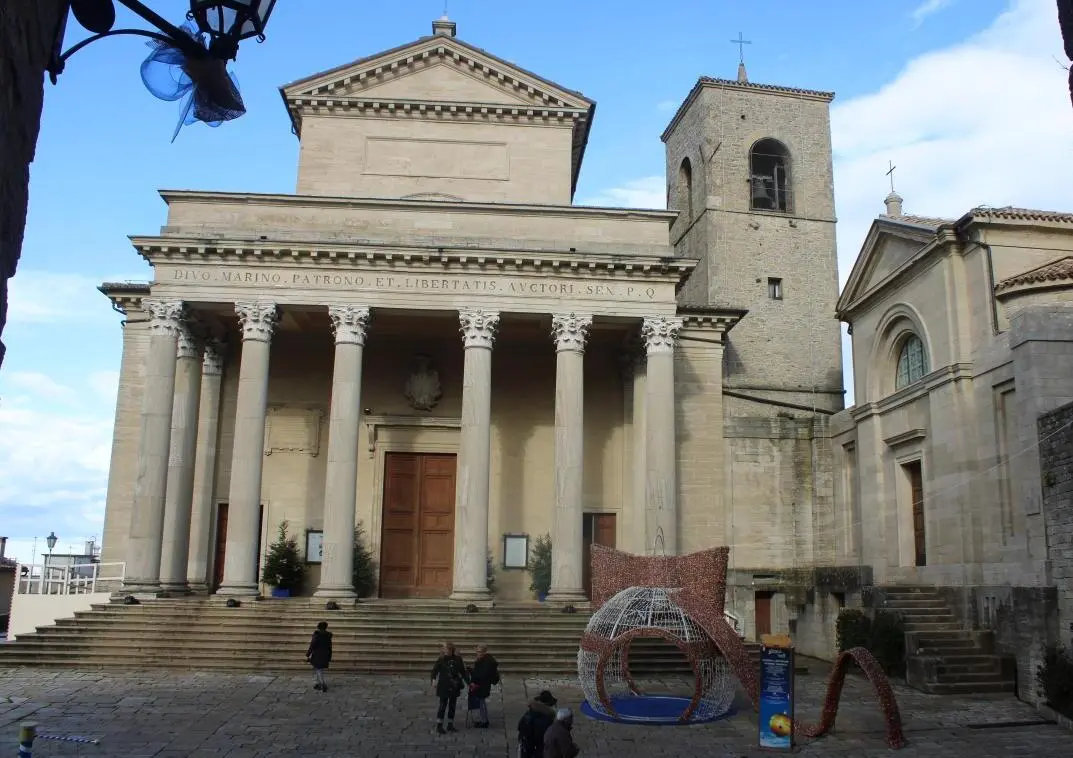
[768,277,783,300]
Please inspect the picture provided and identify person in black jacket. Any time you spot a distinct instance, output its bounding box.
[430,641,469,734]
[517,689,557,758]
[467,643,500,728]
[305,621,333,692]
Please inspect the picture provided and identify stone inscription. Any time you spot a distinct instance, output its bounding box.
[166,267,662,301]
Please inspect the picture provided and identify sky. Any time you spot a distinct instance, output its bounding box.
[1,0,1070,564]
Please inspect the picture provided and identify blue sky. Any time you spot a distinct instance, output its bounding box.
[1,0,1068,563]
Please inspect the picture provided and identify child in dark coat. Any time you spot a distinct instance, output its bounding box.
[430,641,469,734]
[306,621,333,692]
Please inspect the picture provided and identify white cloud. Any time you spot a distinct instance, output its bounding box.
[579,176,666,209]
[832,0,1072,287]
[0,379,113,562]
[911,0,954,26]
[7,270,149,324]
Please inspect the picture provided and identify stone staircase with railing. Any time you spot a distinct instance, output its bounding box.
[0,599,761,676]
[881,586,1016,695]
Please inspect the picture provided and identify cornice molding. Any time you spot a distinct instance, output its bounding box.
[287,96,588,127]
[157,189,677,222]
[131,237,695,283]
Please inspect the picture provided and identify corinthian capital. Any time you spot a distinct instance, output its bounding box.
[641,316,683,355]
[328,305,371,346]
[202,339,227,376]
[458,309,500,349]
[551,313,593,353]
[235,302,278,343]
[175,322,201,360]
[142,298,185,338]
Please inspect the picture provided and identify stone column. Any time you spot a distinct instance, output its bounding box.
[546,313,592,603]
[122,298,184,593]
[217,302,278,597]
[449,309,500,602]
[186,340,226,593]
[315,305,371,599]
[159,322,203,593]
[642,316,683,555]
[629,342,648,555]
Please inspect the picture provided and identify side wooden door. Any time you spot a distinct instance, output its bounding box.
[583,513,617,599]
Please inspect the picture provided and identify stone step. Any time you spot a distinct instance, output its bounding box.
[935,661,1003,676]
[901,621,963,632]
[49,618,590,633]
[924,680,1016,695]
[896,608,957,618]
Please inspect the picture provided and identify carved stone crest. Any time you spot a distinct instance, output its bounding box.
[404,354,442,411]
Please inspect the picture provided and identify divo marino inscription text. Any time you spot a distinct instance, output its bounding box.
[166,267,662,301]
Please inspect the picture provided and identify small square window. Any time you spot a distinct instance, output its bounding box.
[768,277,783,300]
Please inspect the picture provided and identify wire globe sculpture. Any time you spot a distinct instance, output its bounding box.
[578,586,736,724]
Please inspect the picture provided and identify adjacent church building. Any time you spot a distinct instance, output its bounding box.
[98,17,845,636]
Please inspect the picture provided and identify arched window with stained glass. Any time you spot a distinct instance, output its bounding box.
[895,335,929,390]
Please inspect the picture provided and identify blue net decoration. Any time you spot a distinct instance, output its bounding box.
[140,22,246,142]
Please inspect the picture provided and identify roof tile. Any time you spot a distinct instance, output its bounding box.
[996,256,1073,291]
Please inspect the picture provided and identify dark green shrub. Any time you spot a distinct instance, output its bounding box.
[528,534,552,596]
[261,521,305,592]
[868,610,906,676]
[1038,646,1073,717]
[836,609,871,652]
[351,522,378,598]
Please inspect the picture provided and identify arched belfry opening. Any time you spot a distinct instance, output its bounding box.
[749,138,792,213]
[678,157,694,220]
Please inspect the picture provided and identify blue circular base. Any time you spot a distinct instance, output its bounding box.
[581,695,736,725]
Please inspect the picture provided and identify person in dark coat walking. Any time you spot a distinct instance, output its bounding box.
[430,641,469,734]
[517,689,557,758]
[543,708,580,758]
[467,643,500,727]
[305,621,333,692]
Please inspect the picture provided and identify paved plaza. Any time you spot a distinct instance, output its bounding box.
[0,666,1069,757]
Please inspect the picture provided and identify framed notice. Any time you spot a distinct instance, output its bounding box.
[305,530,324,564]
[758,634,795,750]
[502,534,529,569]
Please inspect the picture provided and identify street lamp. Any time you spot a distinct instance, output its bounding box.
[46,532,58,557]
[48,0,276,81]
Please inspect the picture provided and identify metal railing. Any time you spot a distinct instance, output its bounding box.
[15,562,125,596]
[724,609,745,637]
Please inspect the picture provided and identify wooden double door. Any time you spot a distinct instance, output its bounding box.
[379,453,457,598]
[582,513,617,599]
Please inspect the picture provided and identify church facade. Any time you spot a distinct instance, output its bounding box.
[98,19,844,634]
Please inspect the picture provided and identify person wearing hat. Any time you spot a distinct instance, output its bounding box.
[516,689,557,758]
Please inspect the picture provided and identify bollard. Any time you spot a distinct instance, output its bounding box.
[17,723,36,758]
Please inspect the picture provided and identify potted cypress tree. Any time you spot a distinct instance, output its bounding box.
[261,521,304,597]
[351,522,378,598]
[528,534,552,602]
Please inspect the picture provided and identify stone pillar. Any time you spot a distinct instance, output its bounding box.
[642,316,683,555]
[122,298,184,593]
[629,343,648,554]
[217,302,278,597]
[315,305,371,599]
[159,322,203,593]
[546,313,592,603]
[186,340,226,593]
[449,309,500,602]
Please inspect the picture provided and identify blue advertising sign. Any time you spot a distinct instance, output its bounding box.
[758,642,795,750]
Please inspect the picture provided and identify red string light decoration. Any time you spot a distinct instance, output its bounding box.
[586,545,907,749]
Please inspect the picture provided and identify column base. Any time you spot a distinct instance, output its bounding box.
[214,583,260,597]
[159,582,192,595]
[544,589,589,605]
[313,585,357,600]
[449,587,492,603]
[186,582,211,596]
[119,581,162,596]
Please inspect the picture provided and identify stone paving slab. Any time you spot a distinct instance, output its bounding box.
[0,668,1068,757]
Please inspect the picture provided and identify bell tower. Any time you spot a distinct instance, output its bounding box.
[661,68,844,413]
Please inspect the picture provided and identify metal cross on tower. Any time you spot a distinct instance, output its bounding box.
[886,160,897,193]
[730,32,752,64]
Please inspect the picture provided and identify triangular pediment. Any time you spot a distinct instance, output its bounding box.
[282,34,593,111]
[837,219,937,316]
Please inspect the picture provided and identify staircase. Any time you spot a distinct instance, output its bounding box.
[882,586,1015,695]
[0,599,761,676]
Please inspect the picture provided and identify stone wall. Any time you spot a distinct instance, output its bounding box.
[0,0,66,369]
[1041,400,1073,649]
